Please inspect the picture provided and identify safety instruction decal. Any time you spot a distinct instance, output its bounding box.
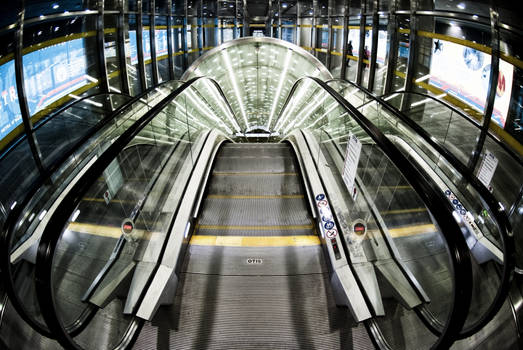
[315,194,341,259]
[342,132,362,200]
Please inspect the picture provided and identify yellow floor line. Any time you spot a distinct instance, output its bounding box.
[213,172,298,176]
[207,194,304,199]
[382,208,427,215]
[66,222,435,242]
[388,224,437,238]
[68,222,122,238]
[197,224,313,230]
[190,235,321,247]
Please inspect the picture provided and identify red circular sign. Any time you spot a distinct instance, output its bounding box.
[317,199,328,207]
[326,229,338,239]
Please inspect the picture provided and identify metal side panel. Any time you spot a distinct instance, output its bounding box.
[374,259,423,309]
[90,262,136,308]
[302,130,429,310]
[124,131,209,314]
[136,129,227,321]
[287,131,372,323]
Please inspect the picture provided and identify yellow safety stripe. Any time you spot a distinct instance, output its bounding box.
[381,208,427,215]
[207,194,304,199]
[190,235,320,247]
[197,224,313,230]
[330,51,342,56]
[387,224,436,238]
[213,172,298,176]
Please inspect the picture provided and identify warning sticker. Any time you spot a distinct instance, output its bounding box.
[326,229,338,239]
[317,199,328,208]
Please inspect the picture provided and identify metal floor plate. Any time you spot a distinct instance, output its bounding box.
[198,197,312,227]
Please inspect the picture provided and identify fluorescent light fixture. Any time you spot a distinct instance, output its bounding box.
[84,99,103,108]
[85,75,99,83]
[109,86,122,93]
[155,87,169,98]
[472,15,478,20]
[435,93,447,99]
[457,3,465,10]
[52,4,59,9]
[383,93,398,101]
[305,102,339,130]
[29,213,35,222]
[39,210,48,221]
[10,201,17,210]
[222,49,249,129]
[267,49,292,129]
[204,80,241,132]
[71,209,81,222]
[274,80,312,131]
[415,74,431,83]
[285,93,329,133]
[411,98,432,108]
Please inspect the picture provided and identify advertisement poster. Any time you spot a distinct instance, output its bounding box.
[129,30,138,64]
[0,61,22,140]
[155,29,168,57]
[23,38,88,116]
[377,30,387,65]
[129,30,152,63]
[428,39,513,128]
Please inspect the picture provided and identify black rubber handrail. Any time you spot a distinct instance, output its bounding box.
[326,78,515,338]
[33,77,233,350]
[331,78,522,167]
[275,76,473,349]
[0,80,182,338]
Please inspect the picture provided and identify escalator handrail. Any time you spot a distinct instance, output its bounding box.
[326,78,515,337]
[0,80,182,338]
[277,76,473,349]
[333,78,522,166]
[33,77,233,350]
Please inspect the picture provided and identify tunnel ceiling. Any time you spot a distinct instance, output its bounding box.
[182,37,332,133]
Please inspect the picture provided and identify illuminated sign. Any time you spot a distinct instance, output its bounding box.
[23,38,89,116]
[0,61,22,140]
[428,39,513,128]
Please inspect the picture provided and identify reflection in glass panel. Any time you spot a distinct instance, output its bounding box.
[345,21,359,82]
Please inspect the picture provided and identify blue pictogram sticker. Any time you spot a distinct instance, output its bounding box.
[324,221,335,230]
[316,194,325,201]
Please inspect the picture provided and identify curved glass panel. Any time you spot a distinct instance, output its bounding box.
[278,77,473,348]
[326,80,513,336]
[2,82,182,343]
[34,78,238,349]
[182,37,332,131]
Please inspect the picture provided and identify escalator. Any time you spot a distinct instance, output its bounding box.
[0,72,516,350]
[134,142,372,348]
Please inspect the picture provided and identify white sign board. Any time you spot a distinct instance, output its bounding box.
[342,133,362,198]
[477,150,498,189]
